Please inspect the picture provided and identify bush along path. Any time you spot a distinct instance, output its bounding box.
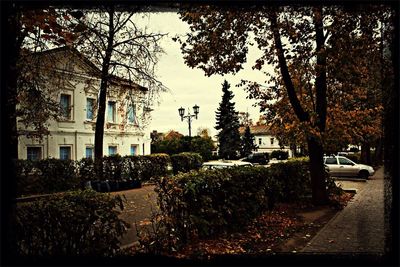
[125,159,355,259]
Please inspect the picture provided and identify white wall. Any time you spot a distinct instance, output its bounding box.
[18,50,151,160]
[252,134,293,158]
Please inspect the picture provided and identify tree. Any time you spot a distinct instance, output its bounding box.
[215,80,241,159]
[75,7,166,161]
[2,4,84,259]
[176,4,394,205]
[188,136,215,161]
[197,127,211,138]
[240,125,257,157]
[238,111,253,127]
[256,7,387,161]
[151,134,215,161]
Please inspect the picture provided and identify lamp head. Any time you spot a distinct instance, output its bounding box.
[193,104,199,119]
[178,107,185,121]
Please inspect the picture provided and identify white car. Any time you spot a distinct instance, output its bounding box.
[202,160,253,170]
[323,156,374,179]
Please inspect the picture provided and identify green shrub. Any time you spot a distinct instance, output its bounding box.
[16,159,79,196]
[76,157,96,183]
[123,154,170,182]
[268,159,311,201]
[102,155,124,180]
[16,189,128,256]
[270,150,289,160]
[153,158,341,249]
[155,166,283,242]
[170,152,203,174]
[16,160,37,197]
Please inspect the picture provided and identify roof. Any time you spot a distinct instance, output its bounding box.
[164,130,184,140]
[28,46,147,92]
[239,125,272,135]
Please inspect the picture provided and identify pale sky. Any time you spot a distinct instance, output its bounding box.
[142,12,268,138]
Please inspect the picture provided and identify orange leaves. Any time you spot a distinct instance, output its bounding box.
[170,207,303,259]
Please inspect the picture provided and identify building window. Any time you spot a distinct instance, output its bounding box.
[60,146,71,160]
[108,146,117,156]
[60,94,71,120]
[130,145,137,156]
[258,138,262,145]
[325,157,338,165]
[86,98,95,120]
[85,147,94,159]
[127,103,136,124]
[270,138,274,145]
[107,101,116,122]
[27,147,42,161]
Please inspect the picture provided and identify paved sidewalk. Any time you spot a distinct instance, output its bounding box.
[301,167,385,255]
[111,185,158,248]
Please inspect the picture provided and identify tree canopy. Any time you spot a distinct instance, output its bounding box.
[176,4,394,204]
[74,7,167,159]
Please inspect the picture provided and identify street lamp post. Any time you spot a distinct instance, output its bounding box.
[178,105,199,137]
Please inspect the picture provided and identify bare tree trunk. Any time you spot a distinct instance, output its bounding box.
[269,6,329,205]
[94,8,115,178]
[307,137,329,205]
[360,141,371,165]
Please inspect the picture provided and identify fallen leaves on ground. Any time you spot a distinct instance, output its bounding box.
[172,205,305,259]
[129,193,355,259]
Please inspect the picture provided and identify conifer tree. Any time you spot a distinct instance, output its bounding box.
[215,80,241,159]
[241,125,257,157]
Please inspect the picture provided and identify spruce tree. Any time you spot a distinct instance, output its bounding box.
[215,80,241,159]
[241,125,257,157]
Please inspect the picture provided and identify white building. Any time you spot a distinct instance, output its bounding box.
[18,47,152,160]
[239,125,293,158]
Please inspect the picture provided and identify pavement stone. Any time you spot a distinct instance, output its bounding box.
[301,167,385,255]
[111,185,158,247]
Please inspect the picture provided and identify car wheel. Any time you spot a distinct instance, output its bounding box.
[359,170,369,179]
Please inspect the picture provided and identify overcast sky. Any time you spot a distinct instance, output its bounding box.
[142,12,268,138]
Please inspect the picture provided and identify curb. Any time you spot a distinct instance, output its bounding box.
[332,177,367,182]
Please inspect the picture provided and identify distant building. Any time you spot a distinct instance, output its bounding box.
[164,130,184,140]
[18,47,152,160]
[239,125,293,158]
[151,130,165,143]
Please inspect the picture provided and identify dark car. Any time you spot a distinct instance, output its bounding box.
[241,153,269,165]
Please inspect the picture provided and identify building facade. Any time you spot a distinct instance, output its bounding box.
[239,125,293,158]
[18,47,151,161]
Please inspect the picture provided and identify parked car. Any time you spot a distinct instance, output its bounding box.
[202,160,253,170]
[240,153,269,165]
[323,155,374,179]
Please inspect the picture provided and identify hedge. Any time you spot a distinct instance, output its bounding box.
[16,159,80,196]
[155,167,282,242]
[16,153,192,196]
[16,189,128,256]
[268,159,311,202]
[270,150,289,160]
[154,158,338,246]
[170,152,203,174]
